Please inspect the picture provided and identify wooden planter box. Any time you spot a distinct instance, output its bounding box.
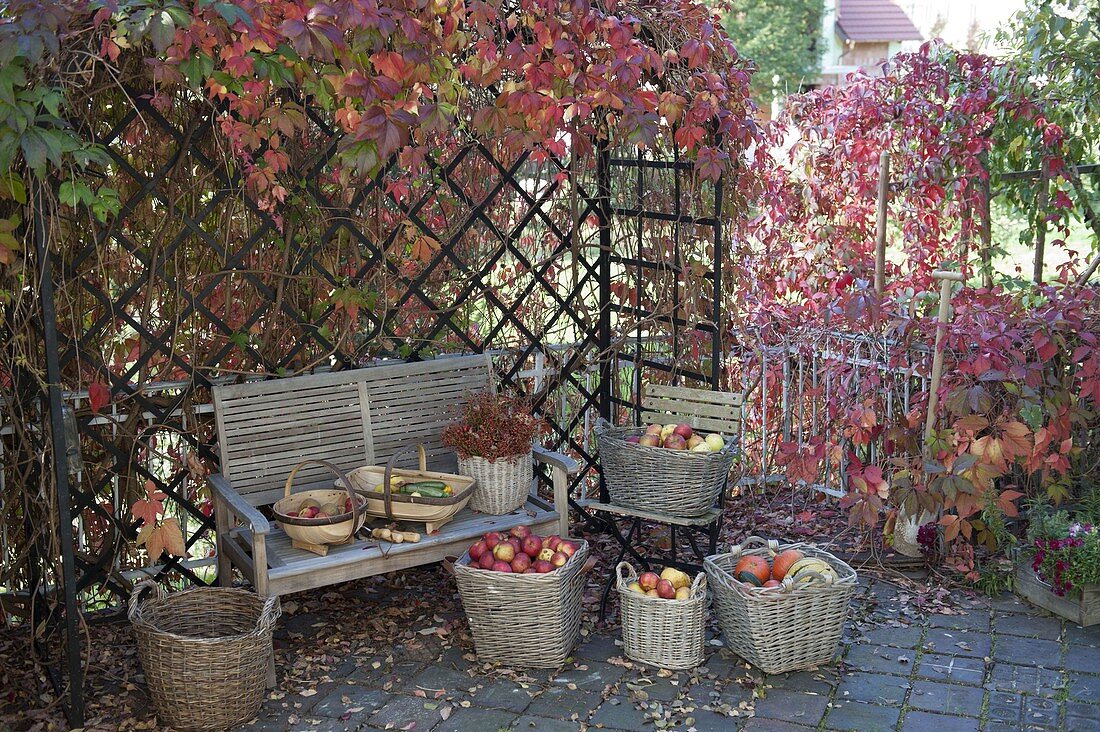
[1015,560,1100,627]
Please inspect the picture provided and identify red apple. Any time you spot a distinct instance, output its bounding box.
[534,560,554,573]
[673,423,693,440]
[344,497,354,513]
[469,540,487,561]
[507,537,523,553]
[511,553,532,573]
[286,510,299,517]
[545,535,562,551]
[638,572,660,591]
[645,423,663,436]
[656,579,676,599]
[300,506,319,519]
[493,542,516,562]
[638,434,661,447]
[478,552,496,570]
[538,548,555,562]
[550,551,569,568]
[522,536,543,558]
[509,525,532,539]
[663,434,687,450]
[686,435,704,450]
[484,532,503,550]
[523,568,538,574]
[557,540,578,558]
[491,560,513,573]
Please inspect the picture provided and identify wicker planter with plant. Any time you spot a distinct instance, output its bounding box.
[442,392,544,514]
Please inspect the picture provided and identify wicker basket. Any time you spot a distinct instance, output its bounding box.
[341,445,476,530]
[129,580,280,731]
[459,451,532,514]
[451,539,588,667]
[272,459,367,548]
[704,536,857,674]
[597,421,738,518]
[616,562,707,670]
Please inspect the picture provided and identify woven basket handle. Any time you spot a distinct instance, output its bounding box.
[283,458,359,543]
[728,535,779,558]
[257,594,282,631]
[780,570,834,592]
[689,570,707,597]
[594,418,612,435]
[382,444,428,521]
[127,578,165,622]
[615,560,637,587]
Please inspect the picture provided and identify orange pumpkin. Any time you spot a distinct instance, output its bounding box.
[734,555,771,586]
[770,549,805,581]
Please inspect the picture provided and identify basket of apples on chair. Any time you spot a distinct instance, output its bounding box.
[596,419,737,519]
[451,527,589,667]
[617,563,707,670]
[704,537,857,674]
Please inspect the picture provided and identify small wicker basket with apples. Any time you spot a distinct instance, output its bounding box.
[617,562,708,670]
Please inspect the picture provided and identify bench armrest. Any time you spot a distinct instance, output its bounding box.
[533,444,581,475]
[209,473,270,536]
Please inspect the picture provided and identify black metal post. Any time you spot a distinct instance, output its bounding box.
[33,187,85,725]
[597,144,612,502]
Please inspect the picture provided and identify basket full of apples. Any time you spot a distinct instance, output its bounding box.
[596,418,739,518]
[451,526,589,667]
[616,562,707,670]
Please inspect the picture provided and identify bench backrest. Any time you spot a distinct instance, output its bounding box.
[212,354,494,506]
[640,384,742,436]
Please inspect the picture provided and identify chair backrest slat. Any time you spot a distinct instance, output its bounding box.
[640,383,742,436]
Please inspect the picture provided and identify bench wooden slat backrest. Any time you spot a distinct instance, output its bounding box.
[640,383,743,435]
[212,354,494,507]
[352,355,492,471]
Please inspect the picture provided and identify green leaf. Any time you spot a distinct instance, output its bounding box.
[149,11,177,54]
[213,2,255,29]
[0,173,26,204]
[19,129,47,172]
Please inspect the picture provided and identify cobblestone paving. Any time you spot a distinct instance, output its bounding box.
[246,578,1100,731]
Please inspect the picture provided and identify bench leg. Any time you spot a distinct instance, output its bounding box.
[266,649,277,689]
[214,495,232,587]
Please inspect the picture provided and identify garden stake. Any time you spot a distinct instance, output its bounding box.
[898,269,965,557]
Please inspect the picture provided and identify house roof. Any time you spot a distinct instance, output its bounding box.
[836,0,923,42]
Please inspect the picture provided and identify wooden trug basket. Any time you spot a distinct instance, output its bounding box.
[341,444,475,533]
[272,459,367,555]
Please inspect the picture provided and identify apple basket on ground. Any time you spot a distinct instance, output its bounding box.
[704,536,858,674]
[596,419,739,518]
[616,562,707,670]
[450,533,589,667]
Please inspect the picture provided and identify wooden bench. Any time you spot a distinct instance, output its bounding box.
[579,384,742,617]
[209,354,579,597]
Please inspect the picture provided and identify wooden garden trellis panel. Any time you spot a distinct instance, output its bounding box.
[13,94,728,722]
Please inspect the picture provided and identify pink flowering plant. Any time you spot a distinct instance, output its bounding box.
[1029,513,1100,597]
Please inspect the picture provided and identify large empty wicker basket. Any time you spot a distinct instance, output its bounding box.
[129,581,281,731]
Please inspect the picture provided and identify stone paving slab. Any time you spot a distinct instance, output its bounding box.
[242,579,1100,732]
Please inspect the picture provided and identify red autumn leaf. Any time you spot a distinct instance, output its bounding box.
[131,479,167,526]
[88,380,111,414]
[996,489,1024,518]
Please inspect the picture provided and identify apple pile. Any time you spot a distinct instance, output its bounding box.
[466,526,580,573]
[285,496,359,520]
[626,567,695,600]
[625,423,726,452]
